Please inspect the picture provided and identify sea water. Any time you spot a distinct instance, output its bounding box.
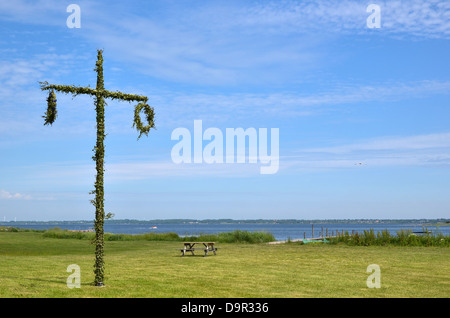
[2,221,449,241]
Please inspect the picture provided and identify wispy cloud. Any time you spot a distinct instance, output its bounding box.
[3,0,449,38]
[236,0,450,38]
[0,0,60,24]
[2,0,449,88]
[0,0,98,26]
[25,160,264,182]
[381,0,450,38]
[305,132,450,154]
[0,189,31,200]
[23,132,450,182]
[286,132,450,171]
[2,77,448,138]
[150,80,450,127]
[0,51,98,138]
[0,53,82,103]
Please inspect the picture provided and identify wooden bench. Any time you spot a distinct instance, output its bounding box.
[179,242,218,257]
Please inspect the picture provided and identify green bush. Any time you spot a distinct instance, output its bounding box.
[218,230,275,243]
[104,232,180,241]
[330,228,450,247]
[42,228,274,244]
[43,227,95,240]
[183,230,275,244]
[0,226,44,233]
[0,226,19,232]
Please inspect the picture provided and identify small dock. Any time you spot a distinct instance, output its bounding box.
[268,224,339,244]
[268,236,334,244]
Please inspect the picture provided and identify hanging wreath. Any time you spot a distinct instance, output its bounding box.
[43,90,58,126]
[133,102,155,139]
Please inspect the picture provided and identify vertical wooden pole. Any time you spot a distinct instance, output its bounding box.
[93,50,105,287]
[40,49,153,287]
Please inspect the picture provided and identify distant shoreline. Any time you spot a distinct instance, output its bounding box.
[423,222,450,226]
[1,218,448,225]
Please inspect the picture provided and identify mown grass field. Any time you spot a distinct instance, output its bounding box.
[0,231,449,298]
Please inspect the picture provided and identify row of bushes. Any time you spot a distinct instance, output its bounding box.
[183,230,276,244]
[41,227,275,244]
[329,229,450,247]
[0,226,43,233]
[9,226,449,246]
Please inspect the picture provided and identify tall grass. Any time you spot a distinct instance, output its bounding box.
[42,227,275,244]
[183,230,275,244]
[330,228,450,247]
[0,226,43,233]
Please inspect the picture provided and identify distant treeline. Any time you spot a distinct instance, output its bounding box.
[1,218,449,225]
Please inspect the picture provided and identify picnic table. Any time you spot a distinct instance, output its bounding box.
[179,242,218,257]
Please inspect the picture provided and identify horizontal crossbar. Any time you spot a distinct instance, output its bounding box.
[40,82,148,103]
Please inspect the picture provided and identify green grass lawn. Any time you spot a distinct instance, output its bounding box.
[0,231,449,298]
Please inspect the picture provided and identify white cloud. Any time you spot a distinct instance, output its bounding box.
[150,80,450,127]
[26,160,264,182]
[0,0,98,26]
[0,0,59,24]
[381,0,450,38]
[0,52,88,102]
[3,77,448,139]
[3,0,449,39]
[2,0,449,88]
[285,132,450,171]
[23,132,450,181]
[305,132,450,154]
[72,0,450,89]
[236,0,450,38]
[0,189,32,200]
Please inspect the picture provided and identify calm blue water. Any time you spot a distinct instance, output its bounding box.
[2,221,449,241]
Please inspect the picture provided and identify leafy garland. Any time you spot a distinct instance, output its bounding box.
[39,82,154,138]
[133,102,155,139]
[43,90,57,125]
[40,50,155,286]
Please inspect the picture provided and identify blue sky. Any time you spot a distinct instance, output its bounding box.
[0,0,449,221]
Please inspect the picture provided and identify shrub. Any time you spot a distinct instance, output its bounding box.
[183,230,275,244]
[218,230,275,243]
[329,228,450,247]
[43,227,95,240]
[41,228,274,244]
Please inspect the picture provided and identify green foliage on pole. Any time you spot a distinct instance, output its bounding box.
[40,49,155,286]
[43,90,57,126]
[133,102,155,140]
[93,49,106,286]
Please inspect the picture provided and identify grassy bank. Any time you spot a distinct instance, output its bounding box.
[39,227,276,244]
[0,231,449,298]
[329,229,450,247]
[38,226,450,247]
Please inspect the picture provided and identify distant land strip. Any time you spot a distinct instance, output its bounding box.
[0,218,449,225]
